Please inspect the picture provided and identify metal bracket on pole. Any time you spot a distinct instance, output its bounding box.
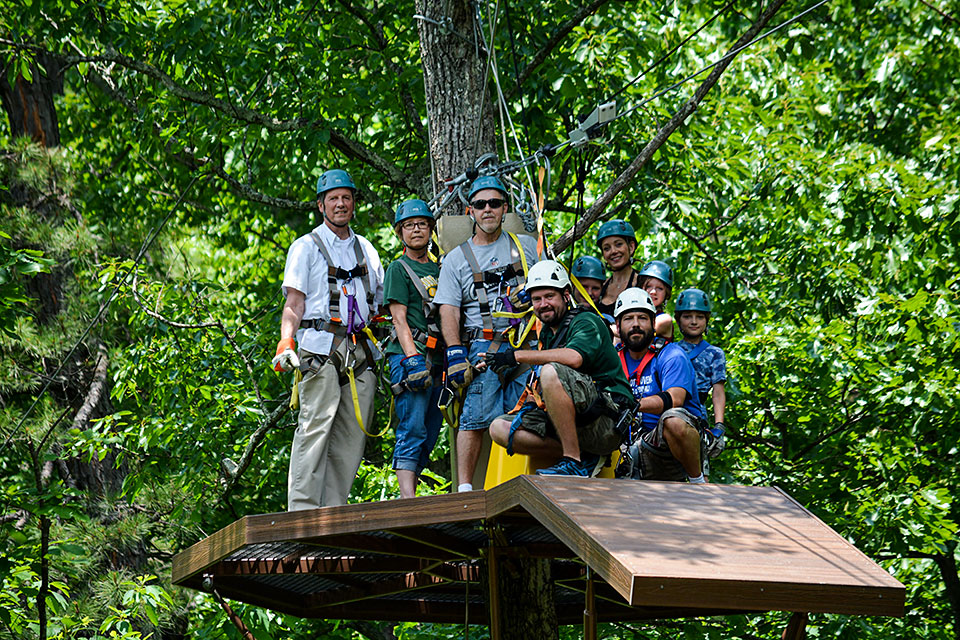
[567,101,617,148]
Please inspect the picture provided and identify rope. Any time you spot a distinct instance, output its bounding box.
[606,0,737,104]
[615,0,831,124]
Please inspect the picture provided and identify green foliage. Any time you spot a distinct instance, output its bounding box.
[1,0,959,638]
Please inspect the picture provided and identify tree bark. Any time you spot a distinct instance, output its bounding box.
[0,51,63,147]
[486,548,558,640]
[416,0,498,204]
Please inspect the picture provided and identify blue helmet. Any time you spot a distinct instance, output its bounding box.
[316,169,356,196]
[638,260,674,288]
[675,288,711,314]
[596,219,636,247]
[571,255,606,281]
[468,176,508,200]
[394,199,433,226]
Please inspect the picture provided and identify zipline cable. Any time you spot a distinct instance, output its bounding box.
[613,0,830,124]
[606,0,737,104]
[0,174,203,456]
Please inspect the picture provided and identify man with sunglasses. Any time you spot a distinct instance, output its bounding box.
[272,169,385,510]
[434,176,539,492]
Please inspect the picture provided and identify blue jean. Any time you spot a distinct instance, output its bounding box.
[388,354,444,474]
[459,339,526,431]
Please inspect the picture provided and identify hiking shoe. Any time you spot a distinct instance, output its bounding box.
[535,454,603,478]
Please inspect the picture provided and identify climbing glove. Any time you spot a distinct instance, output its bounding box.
[705,421,726,459]
[401,353,432,391]
[445,345,472,389]
[272,338,300,372]
[481,348,517,375]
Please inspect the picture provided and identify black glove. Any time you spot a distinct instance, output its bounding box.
[481,348,517,374]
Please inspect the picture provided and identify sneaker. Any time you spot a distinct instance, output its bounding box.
[535,454,603,477]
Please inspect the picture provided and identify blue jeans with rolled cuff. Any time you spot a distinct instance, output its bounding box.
[388,354,444,474]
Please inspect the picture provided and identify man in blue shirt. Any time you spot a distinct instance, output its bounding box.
[614,288,708,483]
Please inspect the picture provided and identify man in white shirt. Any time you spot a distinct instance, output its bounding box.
[272,169,384,510]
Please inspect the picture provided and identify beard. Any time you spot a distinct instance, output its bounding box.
[538,305,566,328]
[624,325,654,352]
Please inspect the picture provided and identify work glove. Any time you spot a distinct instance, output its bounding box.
[705,421,726,459]
[445,345,472,389]
[480,348,517,375]
[401,353,432,391]
[272,338,300,372]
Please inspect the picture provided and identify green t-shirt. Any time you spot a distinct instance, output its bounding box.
[383,254,440,358]
[543,309,633,403]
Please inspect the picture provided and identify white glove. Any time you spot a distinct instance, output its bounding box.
[272,339,300,372]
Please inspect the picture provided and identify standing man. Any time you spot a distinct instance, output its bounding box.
[272,169,384,510]
[614,288,708,483]
[434,176,539,492]
[487,261,634,476]
[383,199,444,498]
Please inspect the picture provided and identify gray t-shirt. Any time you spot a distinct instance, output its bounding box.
[434,232,539,330]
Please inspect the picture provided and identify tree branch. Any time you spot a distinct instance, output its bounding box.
[508,0,614,98]
[219,397,292,499]
[549,0,790,255]
[61,48,417,191]
[334,0,426,143]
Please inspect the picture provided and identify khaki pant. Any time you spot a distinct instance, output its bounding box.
[287,341,376,510]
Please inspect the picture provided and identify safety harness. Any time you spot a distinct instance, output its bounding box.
[393,259,442,352]
[458,231,536,371]
[295,230,386,437]
[386,258,443,397]
[684,339,711,361]
[504,308,626,454]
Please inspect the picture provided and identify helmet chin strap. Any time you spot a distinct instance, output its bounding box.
[324,211,350,228]
[403,242,428,258]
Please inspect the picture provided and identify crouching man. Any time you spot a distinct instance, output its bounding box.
[486,261,635,477]
[614,288,708,483]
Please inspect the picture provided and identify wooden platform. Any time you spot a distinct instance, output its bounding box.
[172,477,904,624]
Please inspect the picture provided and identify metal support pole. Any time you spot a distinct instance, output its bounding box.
[584,566,597,640]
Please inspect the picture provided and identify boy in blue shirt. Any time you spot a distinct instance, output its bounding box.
[675,288,726,462]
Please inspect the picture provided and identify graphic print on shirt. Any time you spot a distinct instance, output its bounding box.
[421,274,438,298]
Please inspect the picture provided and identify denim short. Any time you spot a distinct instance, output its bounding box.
[459,339,525,432]
[388,354,444,474]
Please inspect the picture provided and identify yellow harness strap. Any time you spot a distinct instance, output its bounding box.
[290,369,302,410]
[347,366,389,437]
[570,274,606,318]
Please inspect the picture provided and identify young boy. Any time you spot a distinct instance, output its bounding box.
[675,288,726,463]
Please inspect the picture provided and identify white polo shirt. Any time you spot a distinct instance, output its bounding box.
[282,223,384,355]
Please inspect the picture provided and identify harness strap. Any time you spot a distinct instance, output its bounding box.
[685,340,711,360]
[459,240,495,342]
[308,231,375,320]
[395,259,442,350]
[619,347,657,386]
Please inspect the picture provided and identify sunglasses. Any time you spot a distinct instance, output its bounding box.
[470,198,505,210]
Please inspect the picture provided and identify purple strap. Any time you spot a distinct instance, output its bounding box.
[344,293,365,335]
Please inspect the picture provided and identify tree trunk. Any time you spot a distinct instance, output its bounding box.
[415,0,497,205]
[0,51,63,147]
[486,548,558,640]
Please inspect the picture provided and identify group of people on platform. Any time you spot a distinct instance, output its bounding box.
[271,169,728,511]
